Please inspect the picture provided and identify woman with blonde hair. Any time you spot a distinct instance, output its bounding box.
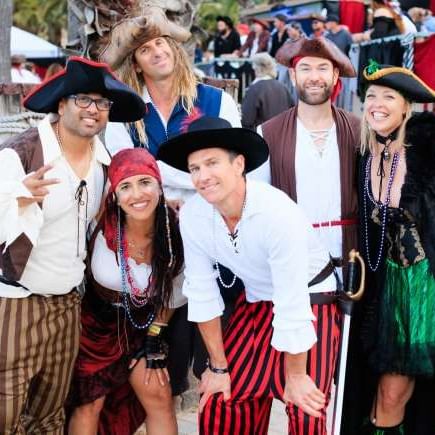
[359,60,435,434]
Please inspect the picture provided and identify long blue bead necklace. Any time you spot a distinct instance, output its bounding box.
[363,151,400,272]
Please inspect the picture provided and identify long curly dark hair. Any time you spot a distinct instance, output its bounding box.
[103,191,184,314]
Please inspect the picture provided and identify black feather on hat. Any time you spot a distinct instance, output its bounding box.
[23,56,146,122]
[362,59,435,103]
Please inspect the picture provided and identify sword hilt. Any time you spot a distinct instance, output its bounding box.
[345,249,365,301]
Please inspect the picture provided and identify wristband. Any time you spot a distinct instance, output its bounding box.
[207,359,229,374]
[148,323,164,335]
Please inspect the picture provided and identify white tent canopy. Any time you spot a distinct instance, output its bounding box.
[11,26,63,58]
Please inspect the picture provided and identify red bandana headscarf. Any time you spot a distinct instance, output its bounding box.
[291,56,342,102]
[104,148,162,252]
[108,148,161,192]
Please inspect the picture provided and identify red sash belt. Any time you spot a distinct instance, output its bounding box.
[312,218,358,228]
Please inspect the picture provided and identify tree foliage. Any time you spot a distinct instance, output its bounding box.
[197,0,240,34]
[13,0,67,46]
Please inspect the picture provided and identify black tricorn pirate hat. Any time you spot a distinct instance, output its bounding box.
[157,117,269,173]
[23,56,146,122]
[362,59,435,103]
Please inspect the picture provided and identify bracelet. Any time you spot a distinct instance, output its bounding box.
[207,359,229,374]
[148,324,165,336]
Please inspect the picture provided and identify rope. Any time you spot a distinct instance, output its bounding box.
[0,112,45,134]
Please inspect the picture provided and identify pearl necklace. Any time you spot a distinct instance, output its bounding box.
[363,151,400,272]
[213,192,247,288]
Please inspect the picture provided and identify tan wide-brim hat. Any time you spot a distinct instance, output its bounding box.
[276,37,356,77]
[99,5,191,70]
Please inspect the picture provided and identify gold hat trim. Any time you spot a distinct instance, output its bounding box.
[363,66,435,97]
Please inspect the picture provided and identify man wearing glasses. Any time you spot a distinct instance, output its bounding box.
[0,56,145,434]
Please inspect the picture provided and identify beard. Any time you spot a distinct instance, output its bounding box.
[297,81,333,105]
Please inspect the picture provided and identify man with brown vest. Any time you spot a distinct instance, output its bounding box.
[259,37,361,434]
[0,57,145,434]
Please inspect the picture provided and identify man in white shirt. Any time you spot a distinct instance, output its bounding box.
[157,116,342,434]
[0,56,145,434]
[261,37,362,434]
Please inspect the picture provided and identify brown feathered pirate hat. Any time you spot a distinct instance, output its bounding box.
[276,37,356,77]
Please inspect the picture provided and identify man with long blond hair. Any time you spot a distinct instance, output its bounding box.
[103,15,241,201]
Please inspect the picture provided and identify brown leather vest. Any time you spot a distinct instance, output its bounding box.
[261,105,361,267]
[0,128,43,281]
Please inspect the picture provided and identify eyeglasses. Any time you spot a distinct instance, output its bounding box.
[67,94,113,111]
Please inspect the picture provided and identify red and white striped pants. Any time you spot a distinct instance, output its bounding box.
[199,292,341,435]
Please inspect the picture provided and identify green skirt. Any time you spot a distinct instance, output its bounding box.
[371,258,435,377]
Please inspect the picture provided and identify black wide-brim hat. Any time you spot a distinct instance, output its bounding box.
[23,56,146,122]
[157,117,269,173]
[362,60,435,103]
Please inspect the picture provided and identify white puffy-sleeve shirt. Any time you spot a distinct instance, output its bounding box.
[91,231,186,309]
[179,179,318,354]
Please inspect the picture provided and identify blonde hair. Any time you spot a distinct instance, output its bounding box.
[116,36,198,145]
[360,99,413,155]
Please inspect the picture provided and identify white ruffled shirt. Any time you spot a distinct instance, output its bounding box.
[180,179,335,355]
[0,115,111,297]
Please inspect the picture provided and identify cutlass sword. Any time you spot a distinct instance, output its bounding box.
[331,249,365,435]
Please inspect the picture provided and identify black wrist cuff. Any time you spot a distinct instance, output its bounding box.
[207,359,229,374]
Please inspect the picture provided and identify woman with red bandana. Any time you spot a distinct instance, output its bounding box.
[68,148,184,435]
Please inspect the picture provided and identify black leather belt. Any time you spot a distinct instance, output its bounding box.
[308,257,343,306]
[309,292,337,306]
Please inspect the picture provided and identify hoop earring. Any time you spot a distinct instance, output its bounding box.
[164,200,174,269]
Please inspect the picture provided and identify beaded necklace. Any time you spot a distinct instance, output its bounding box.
[117,219,155,329]
[213,192,247,288]
[363,151,400,272]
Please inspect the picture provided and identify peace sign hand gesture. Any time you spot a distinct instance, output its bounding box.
[17,165,60,207]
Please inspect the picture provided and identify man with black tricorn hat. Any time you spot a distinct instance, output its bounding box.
[0,56,145,433]
[157,116,345,433]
